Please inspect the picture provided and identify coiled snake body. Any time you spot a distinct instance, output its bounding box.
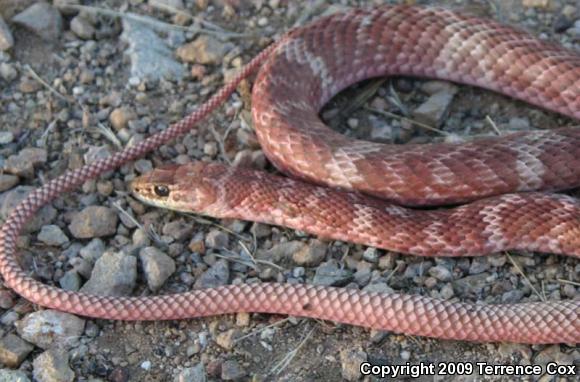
[1,6,580,344]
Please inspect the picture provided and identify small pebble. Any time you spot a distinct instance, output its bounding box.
[215,329,241,350]
[70,15,95,40]
[12,2,63,41]
[68,206,118,239]
[0,174,19,192]
[15,310,85,349]
[80,251,136,296]
[220,360,246,381]
[176,363,206,382]
[0,131,14,144]
[340,347,367,382]
[139,247,176,291]
[110,107,137,131]
[0,16,14,51]
[0,370,29,382]
[194,259,229,289]
[313,260,353,287]
[176,36,229,65]
[292,240,326,266]
[205,230,229,249]
[37,225,69,246]
[33,349,75,382]
[0,334,34,368]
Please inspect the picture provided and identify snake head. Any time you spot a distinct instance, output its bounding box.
[130,162,219,213]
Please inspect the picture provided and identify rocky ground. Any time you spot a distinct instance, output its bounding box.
[0,0,579,381]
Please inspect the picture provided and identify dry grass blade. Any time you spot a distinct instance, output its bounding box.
[25,65,72,103]
[237,240,286,272]
[148,0,191,17]
[186,214,250,242]
[234,317,294,344]
[339,246,350,262]
[214,252,260,272]
[113,201,163,245]
[365,106,449,136]
[149,0,237,36]
[383,261,402,283]
[94,122,123,149]
[485,115,502,135]
[26,65,124,149]
[239,110,254,132]
[333,78,387,124]
[208,123,232,165]
[270,326,315,375]
[386,81,409,115]
[59,4,250,39]
[38,120,58,148]
[505,252,545,302]
[556,279,580,287]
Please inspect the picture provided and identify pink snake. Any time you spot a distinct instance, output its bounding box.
[1,6,579,344]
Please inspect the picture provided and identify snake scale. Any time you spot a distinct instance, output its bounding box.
[1,5,579,344]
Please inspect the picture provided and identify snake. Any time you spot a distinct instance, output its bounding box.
[0,5,579,345]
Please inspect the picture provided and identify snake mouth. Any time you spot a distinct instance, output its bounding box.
[128,179,156,206]
[129,163,183,202]
[129,177,172,209]
[129,182,177,211]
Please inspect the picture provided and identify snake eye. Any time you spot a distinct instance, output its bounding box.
[153,185,170,197]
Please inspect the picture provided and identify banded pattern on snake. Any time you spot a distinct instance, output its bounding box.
[1,5,579,344]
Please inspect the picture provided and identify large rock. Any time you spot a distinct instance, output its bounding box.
[12,3,63,41]
[120,18,185,81]
[15,310,85,349]
[4,148,47,178]
[37,225,69,246]
[0,369,30,382]
[32,349,74,382]
[139,247,176,291]
[68,206,118,238]
[0,16,14,51]
[0,334,33,367]
[81,251,137,296]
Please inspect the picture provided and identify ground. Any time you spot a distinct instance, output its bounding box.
[0,0,579,381]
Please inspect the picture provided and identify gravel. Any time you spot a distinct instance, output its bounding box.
[176,363,207,382]
[340,347,367,381]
